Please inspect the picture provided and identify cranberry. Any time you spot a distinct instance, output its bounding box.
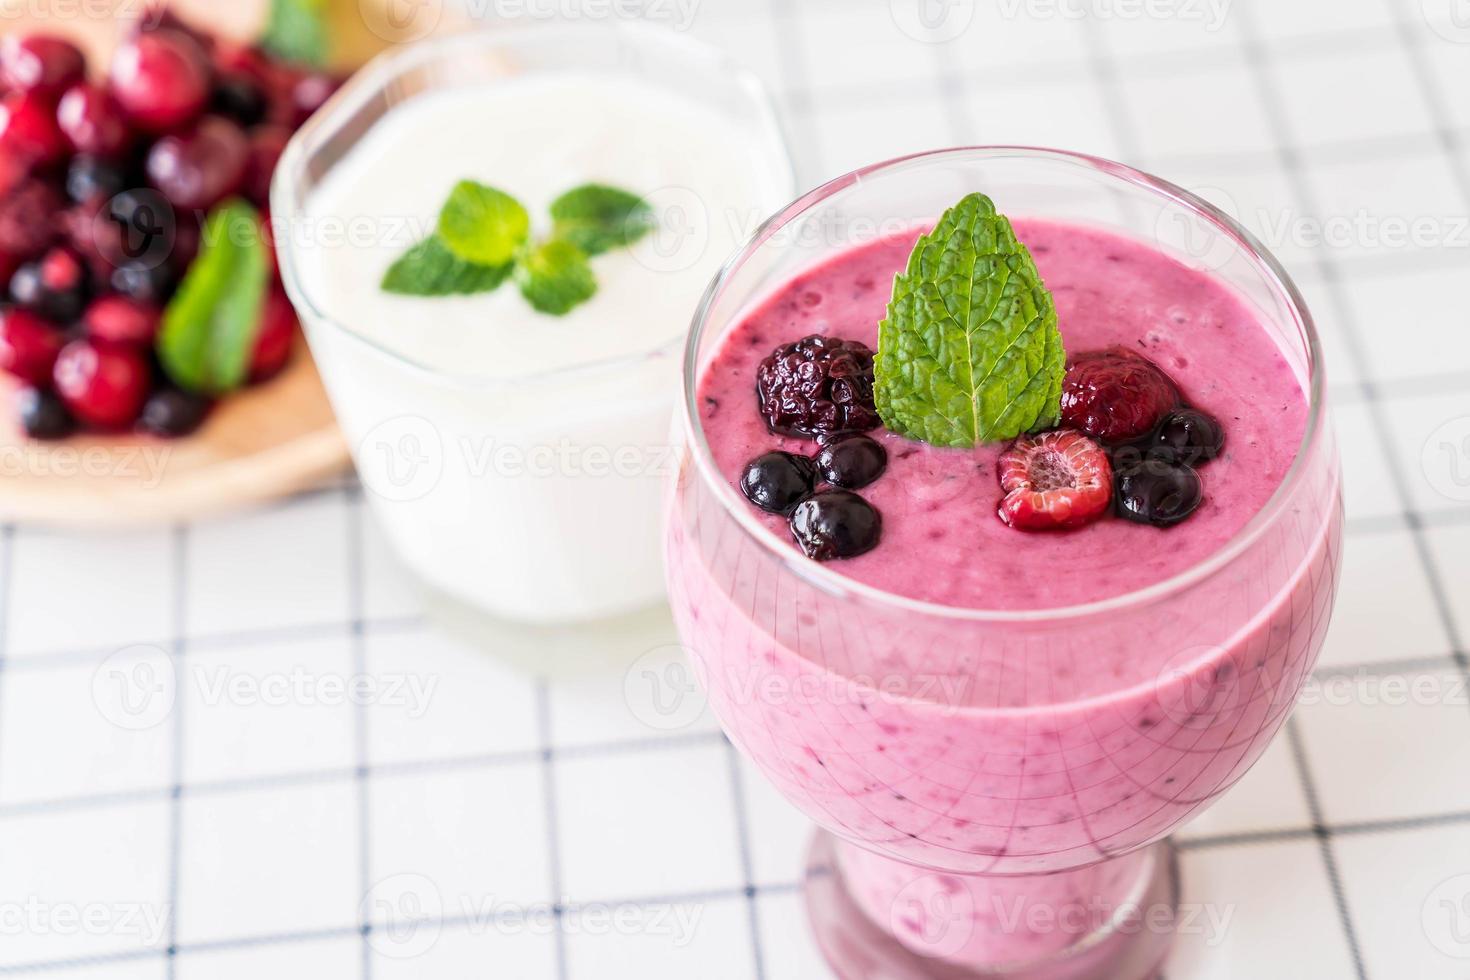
[243,124,289,208]
[0,179,61,261]
[0,308,65,384]
[109,29,212,134]
[53,337,150,429]
[138,387,211,437]
[15,386,75,440]
[0,91,69,166]
[83,294,160,345]
[249,287,296,382]
[57,84,132,158]
[0,36,86,96]
[146,115,247,210]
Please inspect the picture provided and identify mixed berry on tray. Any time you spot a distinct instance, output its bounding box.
[0,11,339,440]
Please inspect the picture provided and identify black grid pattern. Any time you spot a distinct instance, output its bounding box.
[1,0,1468,977]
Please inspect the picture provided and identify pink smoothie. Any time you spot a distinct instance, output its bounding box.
[666,218,1342,968]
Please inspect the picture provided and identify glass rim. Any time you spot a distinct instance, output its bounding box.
[679,145,1331,625]
[270,21,796,390]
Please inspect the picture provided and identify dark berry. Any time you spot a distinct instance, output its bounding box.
[756,334,879,439]
[789,490,882,561]
[11,248,90,323]
[249,287,296,382]
[15,386,74,440]
[108,187,178,270]
[211,73,267,126]
[83,295,160,345]
[997,429,1113,531]
[0,36,85,96]
[740,451,817,515]
[53,338,150,429]
[146,115,248,211]
[814,434,887,490]
[0,91,69,167]
[109,29,212,134]
[1060,346,1180,444]
[139,387,211,437]
[66,155,128,205]
[57,84,132,158]
[1151,408,1225,467]
[111,260,176,304]
[0,307,65,384]
[1115,460,1203,528]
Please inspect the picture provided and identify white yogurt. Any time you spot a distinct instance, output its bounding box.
[287,64,792,624]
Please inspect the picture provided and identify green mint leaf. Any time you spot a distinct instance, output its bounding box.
[437,181,530,267]
[515,239,596,316]
[158,199,270,394]
[549,184,653,256]
[875,192,1065,448]
[382,235,513,296]
[260,0,330,68]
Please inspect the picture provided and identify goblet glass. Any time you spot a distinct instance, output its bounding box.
[665,148,1342,979]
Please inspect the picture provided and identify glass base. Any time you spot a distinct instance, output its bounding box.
[804,833,1179,980]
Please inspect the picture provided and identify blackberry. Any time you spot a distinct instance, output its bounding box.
[755,334,879,439]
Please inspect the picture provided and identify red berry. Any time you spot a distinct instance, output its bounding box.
[109,29,211,134]
[0,92,69,166]
[997,429,1113,532]
[0,36,86,96]
[243,124,289,208]
[57,84,132,158]
[1059,346,1180,445]
[0,307,65,384]
[83,295,160,345]
[146,115,246,210]
[0,178,61,262]
[289,72,338,125]
[53,338,149,429]
[249,287,296,383]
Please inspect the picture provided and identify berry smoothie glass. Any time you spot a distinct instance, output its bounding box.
[666,148,1342,978]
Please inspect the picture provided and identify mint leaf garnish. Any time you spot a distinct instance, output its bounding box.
[515,239,596,315]
[158,199,270,394]
[260,0,329,68]
[875,192,1065,447]
[438,181,530,267]
[382,236,512,297]
[549,184,653,256]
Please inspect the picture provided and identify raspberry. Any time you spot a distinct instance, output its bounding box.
[0,308,65,384]
[997,429,1113,532]
[755,334,879,439]
[0,179,62,261]
[1060,346,1180,444]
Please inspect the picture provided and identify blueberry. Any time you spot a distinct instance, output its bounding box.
[111,260,176,304]
[138,388,211,437]
[814,434,887,490]
[10,258,88,324]
[16,387,75,440]
[1115,460,1203,528]
[1152,408,1224,466]
[740,451,817,515]
[211,74,267,127]
[65,155,128,205]
[789,489,882,561]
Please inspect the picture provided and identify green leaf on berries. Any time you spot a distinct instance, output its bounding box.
[261,0,330,69]
[158,199,271,394]
[549,184,653,256]
[515,239,596,315]
[437,181,530,267]
[874,192,1065,447]
[382,236,513,296]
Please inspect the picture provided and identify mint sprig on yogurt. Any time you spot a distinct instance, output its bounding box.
[875,192,1066,447]
[381,180,653,317]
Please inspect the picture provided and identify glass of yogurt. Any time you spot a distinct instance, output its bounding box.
[667,148,1342,977]
[273,24,793,624]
